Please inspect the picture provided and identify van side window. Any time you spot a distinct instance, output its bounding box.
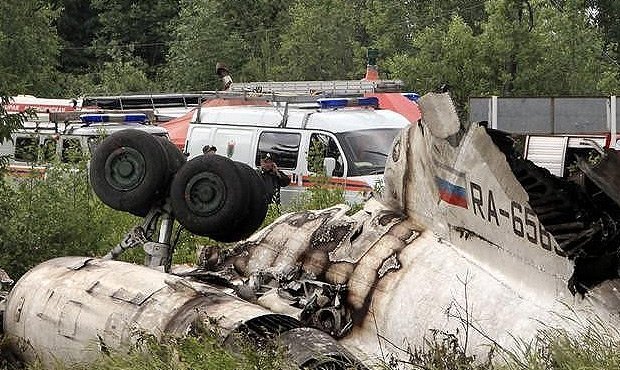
[14,137,38,162]
[256,132,300,169]
[42,138,58,162]
[87,136,104,154]
[309,133,344,177]
[61,138,84,163]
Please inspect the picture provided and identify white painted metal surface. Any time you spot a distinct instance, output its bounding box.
[232,93,620,362]
[2,257,285,367]
[524,135,568,176]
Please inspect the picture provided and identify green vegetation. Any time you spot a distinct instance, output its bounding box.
[0,0,617,105]
[17,328,294,370]
[0,163,139,278]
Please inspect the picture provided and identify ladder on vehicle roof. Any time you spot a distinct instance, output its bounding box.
[192,92,382,128]
[230,79,403,95]
[81,80,403,110]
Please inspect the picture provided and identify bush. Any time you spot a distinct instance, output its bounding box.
[0,162,139,279]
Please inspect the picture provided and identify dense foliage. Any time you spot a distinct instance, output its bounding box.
[0,164,139,278]
[0,0,616,106]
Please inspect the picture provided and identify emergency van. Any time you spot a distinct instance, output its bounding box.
[184,96,411,204]
[0,112,169,176]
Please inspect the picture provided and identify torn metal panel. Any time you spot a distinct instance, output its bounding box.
[577,148,620,207]
[377,254,400,278]
[347,233,408,312]
[279,327,368,370]
[417,92,461,139]
[241,205,350,276]
[328,200,404,264]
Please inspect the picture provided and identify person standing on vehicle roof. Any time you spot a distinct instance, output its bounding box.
[257,153,290,206]
[215,62,233,91]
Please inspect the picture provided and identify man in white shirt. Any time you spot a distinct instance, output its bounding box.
[215,62,233,91]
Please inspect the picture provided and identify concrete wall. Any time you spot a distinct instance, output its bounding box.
[469,96,618,134]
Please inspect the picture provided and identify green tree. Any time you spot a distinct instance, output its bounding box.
[164,0,292,90]
[0,0,61,96]
[91,0,179,79]
[388,0,618,110]
[215,0,291,80]
[587,0,620,65]
[278,0,365,80]
[163,0,250,91]
[386,16,486,113]
[478,0,539,95]
[51,0,100,74]
[0,98,26,173]
[517,0,612,95]
[412,0,487,29]
[91,50,156,94]
[361,0,413,62]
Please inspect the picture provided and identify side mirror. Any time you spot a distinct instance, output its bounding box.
[323,157,336,177]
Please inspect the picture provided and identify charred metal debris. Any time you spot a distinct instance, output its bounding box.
[184,204,417,338]
[487,128,620,294]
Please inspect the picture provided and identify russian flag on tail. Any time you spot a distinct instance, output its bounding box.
[434,161,468,209]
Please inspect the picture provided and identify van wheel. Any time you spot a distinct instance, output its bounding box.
[209,162,268,242]
[90,129,168,213]
[170,155,248,236]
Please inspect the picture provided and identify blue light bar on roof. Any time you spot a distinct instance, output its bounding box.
[79,113,148,123]
[318,96,379,110]
[402,92,421,102]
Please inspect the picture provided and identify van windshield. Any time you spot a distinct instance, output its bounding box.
[337,128,401,176]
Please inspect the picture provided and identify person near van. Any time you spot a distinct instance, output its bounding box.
[202,145,217,155]
[257,153,290,205]
[215,62,233,91]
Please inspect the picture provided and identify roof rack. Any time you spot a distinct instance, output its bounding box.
[49,110,156,123]
[230,79,403,95]
[82,93,203,110]
[205,90,337,104]
[81,80,403,110]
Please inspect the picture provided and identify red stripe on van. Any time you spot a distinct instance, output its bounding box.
[8,165,46,178]
[300,175,372,192]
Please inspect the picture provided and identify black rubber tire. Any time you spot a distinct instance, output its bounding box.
[209,162,269,242]
[125,139,185,218]
[170,155,248,236]
[90,129,168,213]
[157,136,187,186]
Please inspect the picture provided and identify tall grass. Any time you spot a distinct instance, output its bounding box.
[496,313,620,370]
[2,162,620,370]
[18,331,295,370]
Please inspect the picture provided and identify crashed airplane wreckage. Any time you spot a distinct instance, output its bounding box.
[3,92,620,368]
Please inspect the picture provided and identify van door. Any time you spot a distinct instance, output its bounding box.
[255,130,303,205]
[210,127,254,163]
[307,132,346,178]
[185,126,215,159]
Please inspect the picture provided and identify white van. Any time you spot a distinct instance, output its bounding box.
[522,133,610,178]
[0,113,169,176]
[184,97,411,204]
